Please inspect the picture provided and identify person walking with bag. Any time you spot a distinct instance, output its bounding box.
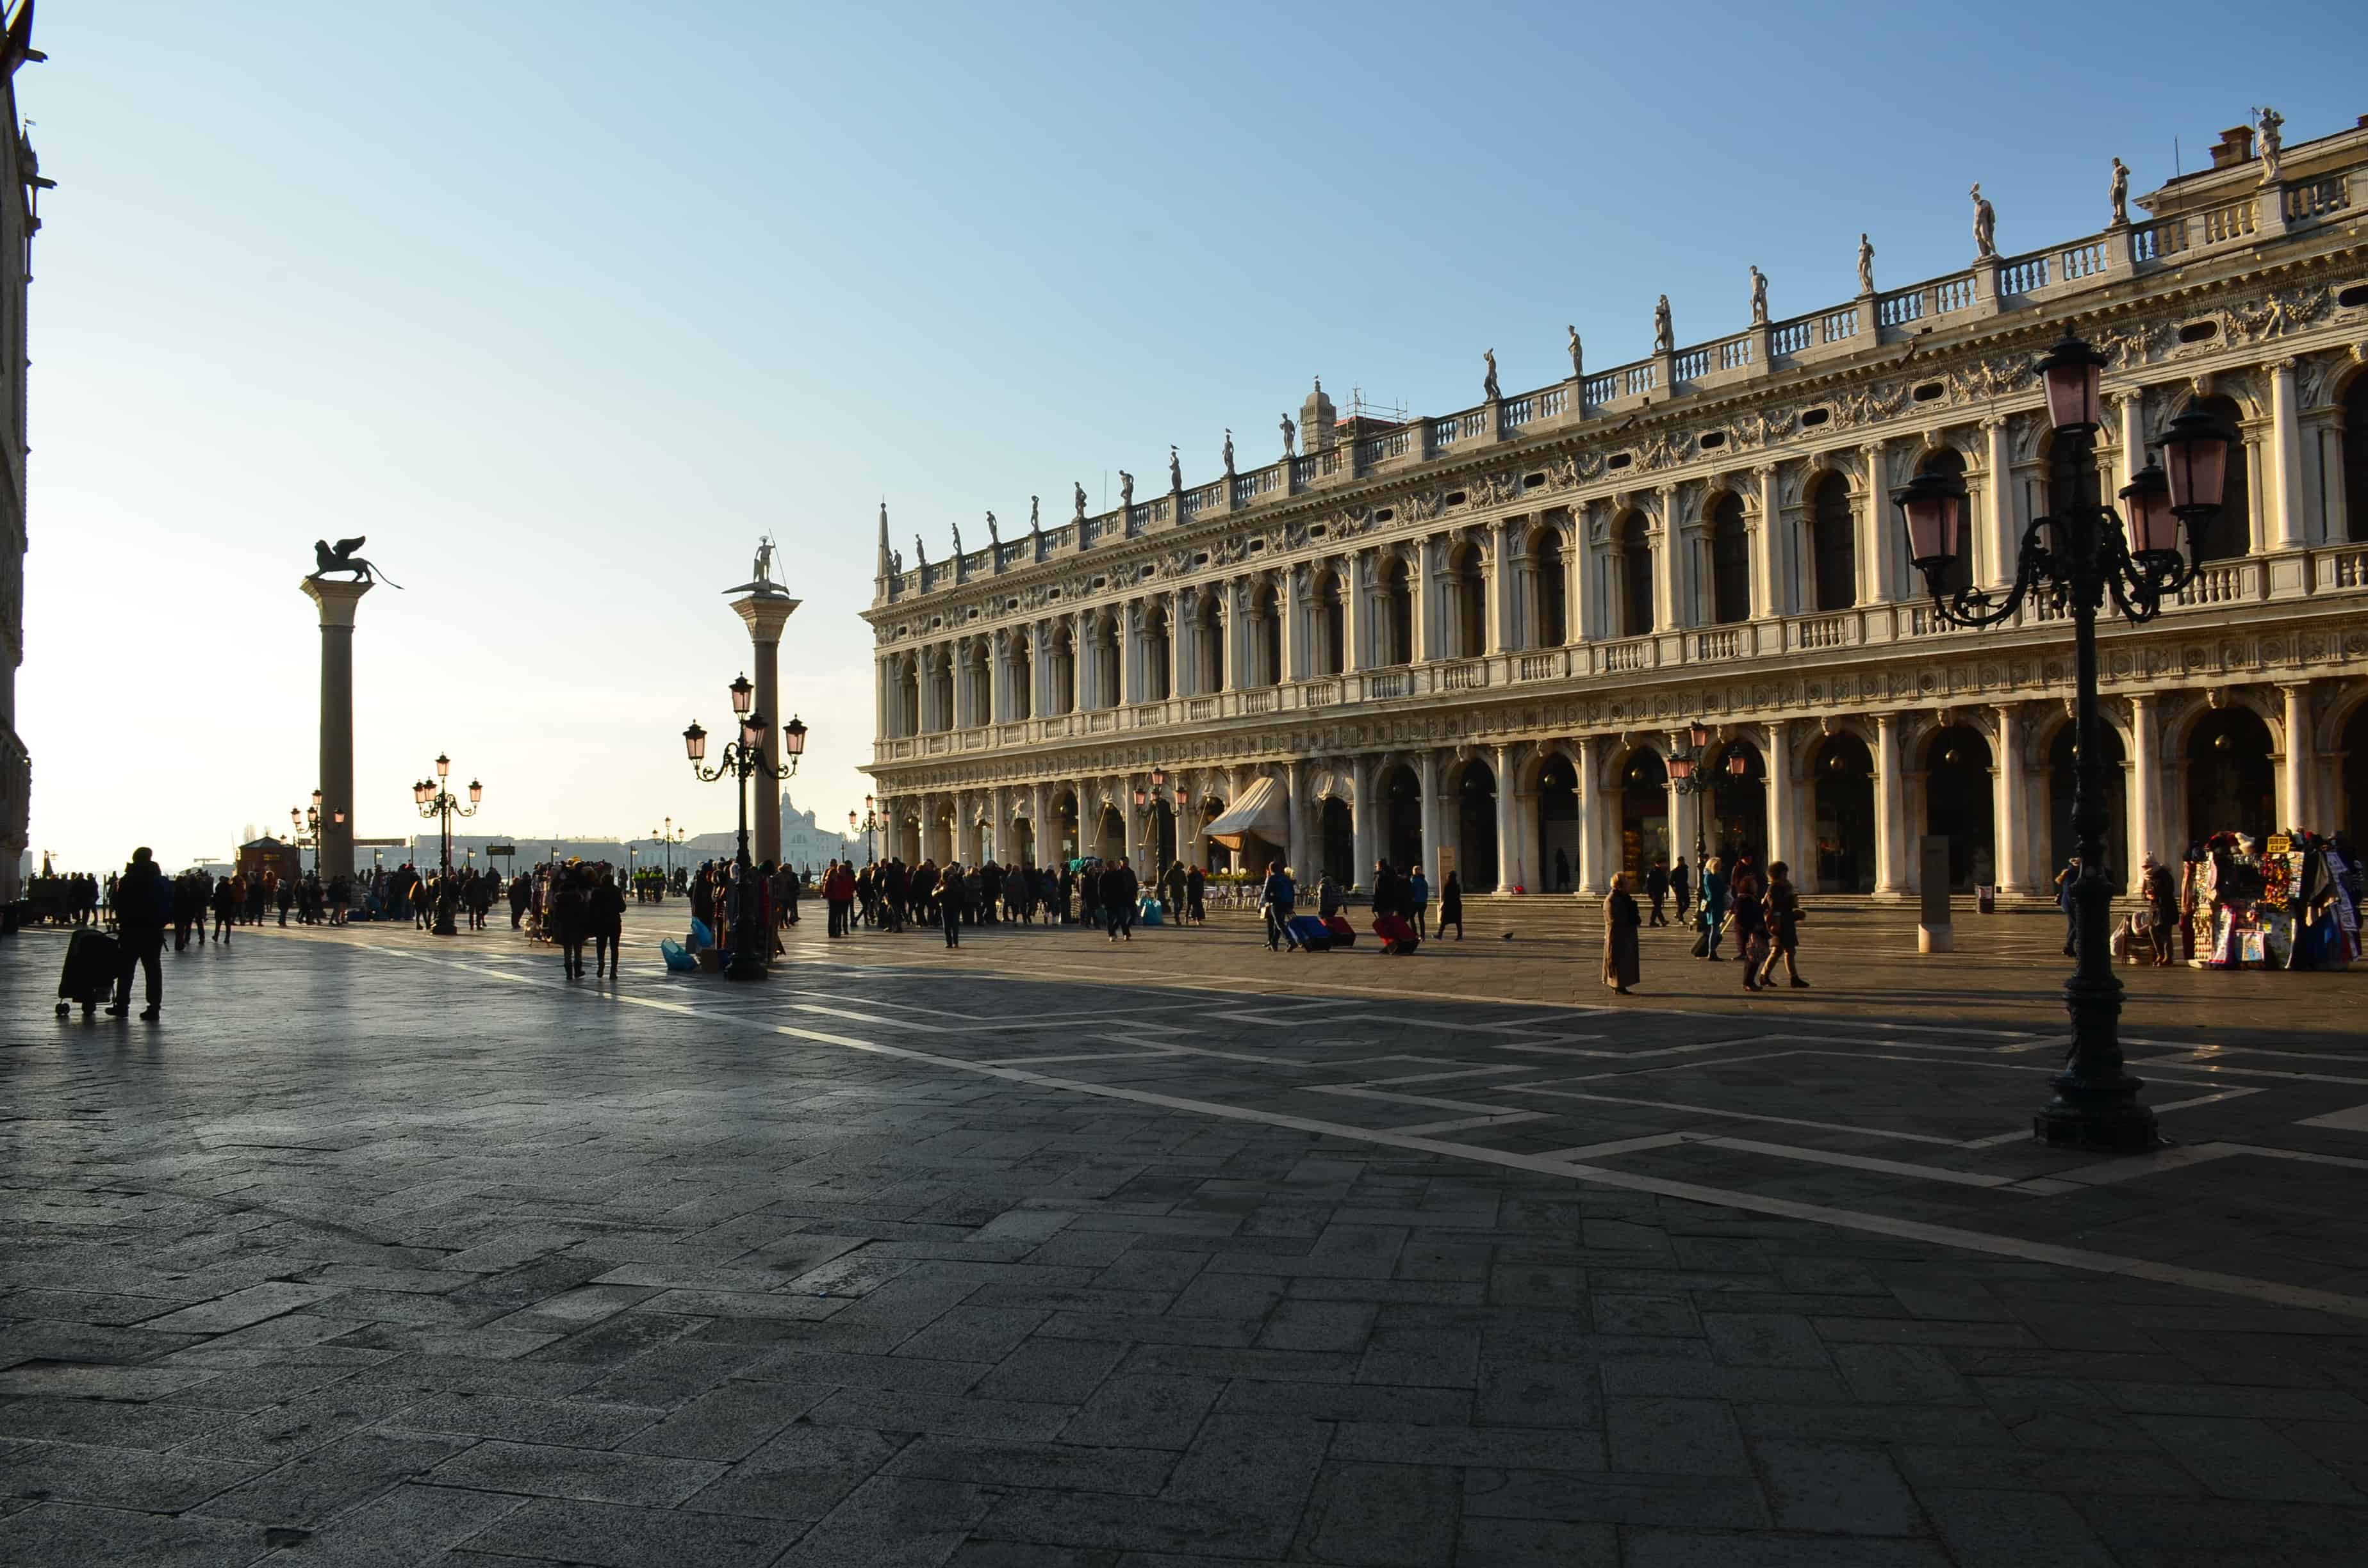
[108,848,170,1020]
[1260,860,1296,951]
[1603,872,1641,995]
[1757,860,1809,989]
[1438,872,1465,940]
[1728,868,1769,991]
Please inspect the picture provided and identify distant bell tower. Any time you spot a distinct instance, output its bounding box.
[1301,378,1337,452]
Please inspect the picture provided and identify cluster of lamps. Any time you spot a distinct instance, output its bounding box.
[684,673,807,981]
[290,789,340,876]
[411,754,482,936]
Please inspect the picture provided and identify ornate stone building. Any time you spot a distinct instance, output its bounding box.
[864,111,2368,901]
[0,12,40,911]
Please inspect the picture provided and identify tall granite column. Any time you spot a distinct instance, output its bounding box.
[301,576,372,888]
[727,582,801,869]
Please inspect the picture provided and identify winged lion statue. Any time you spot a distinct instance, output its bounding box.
[310,536,402,587]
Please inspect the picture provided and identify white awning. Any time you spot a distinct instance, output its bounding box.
[1203,776,1288,850]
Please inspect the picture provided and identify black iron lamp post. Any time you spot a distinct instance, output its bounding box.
[411,754,482,937]
[850,795,882,866]
[1666,723,1749,949]
[1892,332,2230,1152]
[1131,768,1171,868]
[684,673,806,982]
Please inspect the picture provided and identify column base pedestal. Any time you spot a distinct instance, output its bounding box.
[1918,922,1953,953]
[2034,1100,2160,1152]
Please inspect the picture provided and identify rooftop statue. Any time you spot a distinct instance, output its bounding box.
[1566,325,1583,381]
[1029,495,1040,532]
[1857,233,1875,295]
[985,511,998,548]
[1971,183,1997,259]
[2109,157,2130,227]
[1279,411,1295,457]
[2256,106,2284,186]
[1483,348,1500,401]
[1222,429,1235,474]
[311,536,402,587]
[1073,481,1087,520]
[1748,265,1768,326]
[1652,295,1673,354]
[751,535,777,585]
[1169,446,1182,491]
[1119,470,1134,510]
[951,516,963,556]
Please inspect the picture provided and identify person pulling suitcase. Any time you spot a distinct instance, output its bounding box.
[107,847,169,1020]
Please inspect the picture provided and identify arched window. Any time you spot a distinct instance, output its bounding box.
[2183,395,2250,562]
[1194,593,1224,693]
[1315,573,1345,676]
[1534,528,1568,646]
[1142,604,1172,702]
[2341,375,2368,544]
[1453,545,1486,658]
[1254,582,1281,685]
[1377,556,1413,666]
[1616,510,1653,637]
[1810,474,1856,612]
[1707,493,1750,625]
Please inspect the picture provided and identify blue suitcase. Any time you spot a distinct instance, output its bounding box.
[1285,914,1331,952]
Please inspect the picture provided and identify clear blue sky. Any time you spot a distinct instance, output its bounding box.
[17,0,2361,870]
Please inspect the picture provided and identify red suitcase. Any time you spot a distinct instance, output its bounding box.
[1324,915,1356,948]
[1372,914,1419,954]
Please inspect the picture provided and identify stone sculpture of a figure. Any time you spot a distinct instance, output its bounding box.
[1168,446,1181,491]
[1748,266,1768,326]
[1566,324,1583,380]
[1222,429,1235,475]
[1279,412,1295,457]
[1483,348,1501,401]
[2109,158,2130,227]
[311,536,402,587]
[1857,233,1875,295]
[913,534,928,573]
[752,536,776,584]
[985,512,998,548]
[1970,184,1997,259]
[2256,106,2284,186]
[1073,481,1087,520]
[1029,495,1041,532]
[951,517,963,556]
[1652,295,1673,354]
[1119,471,1134,511]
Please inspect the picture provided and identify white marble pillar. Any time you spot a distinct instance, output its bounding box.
[1863,441,1897,605]
[1494,743,1521,893]
[2280,683,2311,828]
[1342,553,1367,673]
[1995,704,2034,894]
[1764,721,1794,879]
[1574,508,1604,643]
[1875,712,1906,895]
[2116,392,2144,491]
[1983,417,2014,591]
[1486,521,1513,654]
[1417,749,1443,879]
[1751,466,1780,621]
[300,575,371,888]
[1575,736,1604,894]
[1286,760,1311,878]
[1350,756,1376,887]
[2127,694,2160,872]
[2270,359,2305,550]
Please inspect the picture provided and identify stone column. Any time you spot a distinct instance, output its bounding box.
[1983,417,2014,591]
[2280,683,2312,828]
[2269,359,2306,550]
[1417,749,1443,879]
[1764,721,1794,879]
[1573,505,1604,642]
[2114,391,2144,492]
[1652,485,1681,631]
[1995,703,2034,894]
[1350,756,1375,888]
[2128,694,2160,872]
[1342,552,1367,672]
[1484,521,1511,654]
[1874,712,1907,895]
[1751,466,1780,621]
[1286,760,1311,878]
[1863,440,1898,605]
[1576,736,1604,894]
[1494,742,1521,893]
[301,576,372,888]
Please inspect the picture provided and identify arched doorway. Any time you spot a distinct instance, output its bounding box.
[1008,816,1035,868]
[1320,797,1354,885]
[2186,706,2274,845]
[1149,801,1176,869]
[1456,762,1499,890]
[1536,753,1579,892]
[2183,395,2251,562]
[1380,765,1422,872]
[1810,473,1856,612]
[2343,703,2368,838]
[1616,510,1653,636]
[1707,493,1750,625]
[1617,749,1668,881]
[1051,791,1080,863]
[1092,802,1125,863]
[1199,797,1231,872]
[2046,721,2127,889]
[1922,725,1994,890]
[1710,741,1766,866]
[1810,733,1875,893]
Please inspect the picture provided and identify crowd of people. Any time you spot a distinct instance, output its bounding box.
[789,855,1227,947]
[1603,852,1808,996]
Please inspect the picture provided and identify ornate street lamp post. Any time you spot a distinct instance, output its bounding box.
[684,673,806,981]
[850,795,882,866]
[411,754,482,937]
[1666,723,1749,949]
[1131,768,1171,869]
[1893,332,2229,1151]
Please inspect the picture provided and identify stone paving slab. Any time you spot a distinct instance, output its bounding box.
[3,904,2368,1563]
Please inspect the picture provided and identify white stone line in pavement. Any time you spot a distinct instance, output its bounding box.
[1345,1065,1545,1088]
[1530,1131,1711,1161]
[2299,1102,2368,1131]
[2122,1057,2368,1089]
[1310,1084,1556,1116]
[1384,1111,1554,1137]
[2046,1143,2248,1186]
[1953,1084,2266,1147]
[1504,1083,1969,1147]
[1697,1136,2025,1190]
[325,935,2368,1323]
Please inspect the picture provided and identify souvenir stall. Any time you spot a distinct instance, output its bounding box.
[2186,831,2358,970]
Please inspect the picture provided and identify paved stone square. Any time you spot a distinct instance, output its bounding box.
[6,902,2368,1565]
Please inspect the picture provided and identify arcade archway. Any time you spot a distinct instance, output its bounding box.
[1809,733,1875,894]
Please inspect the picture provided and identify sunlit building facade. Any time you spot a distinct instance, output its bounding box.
[865,111,2368,899]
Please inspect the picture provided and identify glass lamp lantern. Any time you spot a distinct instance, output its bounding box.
[1668,753,1695,783]
[781,715,807,758]
[467,780,482,805]
[682,721,708,764]
[1893,470,1968,583]
[729,674,754,716]
[2036,334,2107,434]
[2117,464,2178,557]
[2158,409,2232,518]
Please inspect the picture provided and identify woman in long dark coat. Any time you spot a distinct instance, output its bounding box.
[1603,872,1641,995]
[550,868,591,980]
[589,869,626,979]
